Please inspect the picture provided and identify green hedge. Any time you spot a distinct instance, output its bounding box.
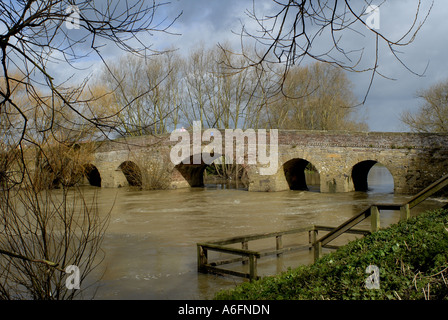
[215,208,448,300]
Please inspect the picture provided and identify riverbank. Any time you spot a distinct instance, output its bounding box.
[215,208,448,300]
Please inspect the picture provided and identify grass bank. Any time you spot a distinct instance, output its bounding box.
[215,208,448,300]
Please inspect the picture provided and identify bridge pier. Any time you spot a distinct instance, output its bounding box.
[320,175,352,193]
[92,164,128,188]
[247,164,288,192]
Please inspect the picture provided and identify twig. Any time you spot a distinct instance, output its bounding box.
[0,248,65,272]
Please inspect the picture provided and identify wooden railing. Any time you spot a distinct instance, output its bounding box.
[197,227,311,281]
[312,173,448,261]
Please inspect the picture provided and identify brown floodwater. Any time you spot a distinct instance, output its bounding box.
[75,165,446,300]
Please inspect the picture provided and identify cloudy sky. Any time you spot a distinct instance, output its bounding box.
[60,0,448,132]
[157,0,447,132]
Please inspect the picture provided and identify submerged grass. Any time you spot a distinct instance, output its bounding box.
[215,208,448,300]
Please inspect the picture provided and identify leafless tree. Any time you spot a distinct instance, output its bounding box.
[94,51,182,136]
[0,0,181,148]
[0,140,110,300]
[0,0,180,299]
[0,164,109,299]
[180,43,279,131]
[401,79,448,133]
[263,62,368,130]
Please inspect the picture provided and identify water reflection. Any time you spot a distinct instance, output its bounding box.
[367,164,394,194]
[78,168,444,300]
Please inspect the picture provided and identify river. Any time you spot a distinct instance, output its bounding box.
[77,165,446,300]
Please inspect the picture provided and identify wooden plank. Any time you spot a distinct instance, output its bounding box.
[309,229,317,250]
[318,207,371,247]
[208,227,312,245]
[313,226,371,236]
[197,243,261,258]
[209,244,310,267]
[199,174,448,274]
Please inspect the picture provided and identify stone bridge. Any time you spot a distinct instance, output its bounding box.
[86,130,448,194]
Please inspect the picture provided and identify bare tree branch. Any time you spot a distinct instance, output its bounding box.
[230,0,433,104]
[1,0,181,147]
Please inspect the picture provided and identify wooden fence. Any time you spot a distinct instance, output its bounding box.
[197,227,312,281]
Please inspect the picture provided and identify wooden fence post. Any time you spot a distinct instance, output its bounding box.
[249,254,258,281]
[309,227,317,250]
[370,205,380,232]
[197,245,208,273]
[276,235,283,257]
[242,241,248,265]
[313,241,322,262]
[400,203,410,221]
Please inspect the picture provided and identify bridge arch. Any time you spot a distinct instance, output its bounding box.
[282,158,320,191]
[119,161,142,187]
[83,164,102,187]
[174,153,222,188]
[351,160,394,192]
[174,163,206,187]
[174,153,249,189]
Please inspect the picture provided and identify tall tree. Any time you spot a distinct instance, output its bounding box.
[94,52,182,136]
[264,62,367,131]
[401,79,448,133]
[181,44,274,130]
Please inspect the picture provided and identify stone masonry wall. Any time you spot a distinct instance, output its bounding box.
[91,130,448,194]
